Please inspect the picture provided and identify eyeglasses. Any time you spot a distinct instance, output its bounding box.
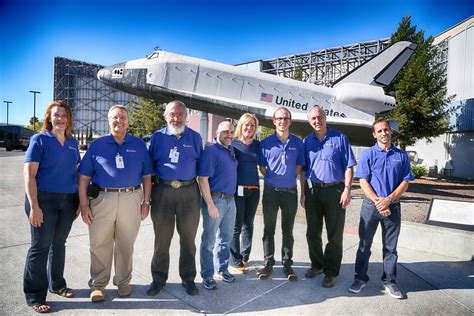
[109,115,128,121]
[274,117,291,121]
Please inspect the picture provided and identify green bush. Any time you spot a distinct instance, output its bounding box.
[411,164,428,179]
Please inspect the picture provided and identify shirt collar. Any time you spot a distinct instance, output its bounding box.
[374,143,393,152]
[106,133,131,144]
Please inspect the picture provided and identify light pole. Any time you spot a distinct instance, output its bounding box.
[29,91,40,131]
[3,101,12,125]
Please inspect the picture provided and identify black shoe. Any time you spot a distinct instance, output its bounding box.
[283,265,298,281]
[322,275,336,288]
[146,282,165,296]
[257,265,273,280]
[305,267,323,278]
[181,281,199,296]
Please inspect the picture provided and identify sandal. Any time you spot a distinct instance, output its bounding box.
[51,287,75,298]
[32,303,51,313]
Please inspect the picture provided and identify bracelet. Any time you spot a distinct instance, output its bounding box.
[344,185,351,190]
[142,200,151,205]
[386,196,392,204]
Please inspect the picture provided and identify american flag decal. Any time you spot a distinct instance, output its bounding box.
[260,92,273,103]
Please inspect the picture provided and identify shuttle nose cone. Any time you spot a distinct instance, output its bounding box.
[97,62,126,83]
[97,68,107,81]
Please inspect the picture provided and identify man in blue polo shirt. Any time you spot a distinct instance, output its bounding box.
[146,100,203,297]
[79,104,153,302]
[349,118,413,299]
[257,107,305,281]
[198,120,238,290]
[301,106,356,288]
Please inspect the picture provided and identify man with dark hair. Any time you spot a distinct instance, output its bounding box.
[348,118,414,299]
[257,107,305,281]
[301,105,356,288]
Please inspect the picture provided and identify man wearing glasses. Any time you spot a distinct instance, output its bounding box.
[300,106,356,288]
[257,107,305,281]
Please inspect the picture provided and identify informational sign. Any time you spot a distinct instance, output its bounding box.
[426,198,473,231]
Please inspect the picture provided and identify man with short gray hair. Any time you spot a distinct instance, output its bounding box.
[147,100,203,296]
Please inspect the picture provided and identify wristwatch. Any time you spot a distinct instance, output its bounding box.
[386,196,393,204]
[142,200,151,206]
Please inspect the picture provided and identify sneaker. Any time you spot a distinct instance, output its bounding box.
[117,284,132,297]
[181,281,199,295]
[384,283,403,299]
[282,265,298,281]
[348,279,366,293]
[305,267,323,278]
[203,277,217,290]
[215,271,235,283]
[257,265,273,280]
[322,275,336,288]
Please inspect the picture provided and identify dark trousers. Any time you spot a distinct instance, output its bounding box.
[354,199,401,284]
[150,182,200,283]
[262,185,297,266]
[304,182,346,277]
[230,188,260,266]
[23,191,78,306]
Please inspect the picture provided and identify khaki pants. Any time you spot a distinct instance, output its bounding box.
[88,190,143,289]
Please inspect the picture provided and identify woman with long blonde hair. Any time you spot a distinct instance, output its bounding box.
[229,113,261,271]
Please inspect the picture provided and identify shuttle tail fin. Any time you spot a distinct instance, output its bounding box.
[333,41,417,88]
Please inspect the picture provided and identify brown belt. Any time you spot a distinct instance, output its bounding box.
[99,185,141,193]
[211,192,234,199]
[242,185,259,189]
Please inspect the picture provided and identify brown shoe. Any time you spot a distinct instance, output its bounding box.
[117,284,132,297]
[283,265,298,281]
[257,265,273,280]
[305,267,323,278]
[322,275,336,288]
[90,289,106,302]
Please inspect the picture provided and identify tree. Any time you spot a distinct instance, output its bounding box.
[128,98,166,136]
[25,116,42,131]
[384,16,456,150]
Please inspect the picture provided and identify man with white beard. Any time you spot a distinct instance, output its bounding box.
[147,101,203,296]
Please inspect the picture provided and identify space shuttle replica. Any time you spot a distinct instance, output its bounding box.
[97,41,416,146]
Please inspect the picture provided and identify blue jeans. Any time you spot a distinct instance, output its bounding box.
[200,196,236,279]
[354,198,401,284]
[230,188,260,266]
[23,191,78,306]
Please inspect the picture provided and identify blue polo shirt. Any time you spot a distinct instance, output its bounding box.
[232,139,260,186]
[259,133,305,189]
[149,126,202,181]
[79,133,153,188]
[355,144,414,197]
[303,129,357,183]
[198,143,238,195]
[24,130,80,193]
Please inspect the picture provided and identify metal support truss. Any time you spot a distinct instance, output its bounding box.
[261,39,390,86]
[53,57,138,136]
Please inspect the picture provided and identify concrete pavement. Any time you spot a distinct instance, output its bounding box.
[0,152,473,315]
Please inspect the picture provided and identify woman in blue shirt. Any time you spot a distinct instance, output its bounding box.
[230,113,261,272]
[23,101,80,313]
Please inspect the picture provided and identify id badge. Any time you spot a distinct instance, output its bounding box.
[237,185,244,197]
[116,154,125,169]
[307,178,313,189]
[169,147,180,163]
[281,153,286,164]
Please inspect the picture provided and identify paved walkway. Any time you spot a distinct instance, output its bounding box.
[0,155,472,315]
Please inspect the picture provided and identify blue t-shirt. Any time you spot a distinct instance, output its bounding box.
[259,133,305,189]
[355,144,414,197]
[231,139,260,186]
[198,143,238,195]
[149,126,202,181]
[79,133,153,188]
[24,130,80,193]
[304,129,357,183]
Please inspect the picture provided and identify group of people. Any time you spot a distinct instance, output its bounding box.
[22,100,413,313]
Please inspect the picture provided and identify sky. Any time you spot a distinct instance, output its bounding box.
[0,0,472,126]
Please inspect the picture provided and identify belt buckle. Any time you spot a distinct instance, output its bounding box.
[171,180,182,189]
